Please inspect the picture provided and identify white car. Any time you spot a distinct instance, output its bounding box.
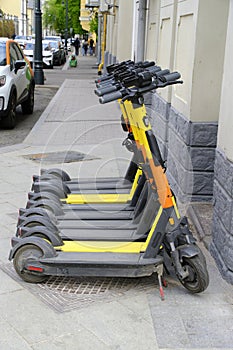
[23,41,54,69]
[14,35,32,47]
[0,38,35,129]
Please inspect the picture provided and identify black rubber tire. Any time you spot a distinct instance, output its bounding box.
[21,85,34,114]
[179,255,209,293]
[1,92,17,129]
[13,244,48,283]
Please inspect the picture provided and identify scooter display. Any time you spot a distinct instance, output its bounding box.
[9,61,209,300]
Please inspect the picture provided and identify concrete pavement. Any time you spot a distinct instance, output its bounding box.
[0,55,232,350]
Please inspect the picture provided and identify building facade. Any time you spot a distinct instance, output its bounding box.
[0,0,33,36]
[99,0,233,284]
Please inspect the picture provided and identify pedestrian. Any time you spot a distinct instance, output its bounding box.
[82,40,88,56]
[89,38,94,56]
[73,37,80,56]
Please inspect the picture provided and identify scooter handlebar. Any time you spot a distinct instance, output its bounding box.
[160,71,181,82]
[95,85,119,97]
[99,90,123,104]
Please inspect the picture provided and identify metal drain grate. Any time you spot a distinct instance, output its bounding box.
[1,263,166,313]
[23,151,97,164]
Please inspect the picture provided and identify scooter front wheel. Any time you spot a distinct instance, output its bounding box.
[13,244,48,283]
[179,255,209,293]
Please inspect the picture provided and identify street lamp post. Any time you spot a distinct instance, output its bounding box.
[62,0,68,55]
[34,0,44,84]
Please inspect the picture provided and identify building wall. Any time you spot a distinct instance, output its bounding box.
[149,0,229,203]
[116,0,134,61]
[0,0,33,35]
[210,0,233,284]
[104,0,233,283]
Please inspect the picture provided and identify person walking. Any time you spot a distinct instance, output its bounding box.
[73,37,80,56]
[82,40,88,56]
[89,38,94,56]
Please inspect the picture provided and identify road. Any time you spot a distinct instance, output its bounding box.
[0,68,61,148]
[0,56,98,148]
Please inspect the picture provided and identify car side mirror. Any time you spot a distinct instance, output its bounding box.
[15,60,26,73]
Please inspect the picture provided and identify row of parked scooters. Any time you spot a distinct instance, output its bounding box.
[9,60,209,300]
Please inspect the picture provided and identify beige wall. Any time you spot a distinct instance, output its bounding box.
[217,0,233,162]
[145,0,160,62]
[116,0,134,61]
[0,0,20,18]
[153,0,229,122]
[171,0,229,121]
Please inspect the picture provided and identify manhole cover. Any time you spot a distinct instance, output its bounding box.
[23,151,96,164]
[0,263,169,313]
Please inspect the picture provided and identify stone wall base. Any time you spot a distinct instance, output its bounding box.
[146,92,218,203]
[210,149,233,284]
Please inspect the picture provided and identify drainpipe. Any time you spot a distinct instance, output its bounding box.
[97,11,102,65]
[136,0,147,62]
[98,12,107,75]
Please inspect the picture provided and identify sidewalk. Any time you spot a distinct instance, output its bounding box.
[0,56,232,350]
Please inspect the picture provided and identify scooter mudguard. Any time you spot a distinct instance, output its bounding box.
[16,226,63,247]
[9,236,57,261]
[17,215,57,231]
[177,244,199,260]
[26,199,64,216]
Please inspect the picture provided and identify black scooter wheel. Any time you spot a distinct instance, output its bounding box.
[179,255,209,293]
[13,244,48,283]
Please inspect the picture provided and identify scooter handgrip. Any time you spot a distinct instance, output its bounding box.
[162,72,181,82]
[95,85,118,97]
[155,69,170,77]
[99,90,123,104]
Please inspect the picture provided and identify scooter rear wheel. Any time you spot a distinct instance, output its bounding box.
[13,244,48,283]
[179,255,209,293]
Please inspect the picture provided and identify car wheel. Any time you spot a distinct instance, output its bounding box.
[1,91,17,129]
[21,85,34,115]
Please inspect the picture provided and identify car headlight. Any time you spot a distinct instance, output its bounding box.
[0,75,6,87]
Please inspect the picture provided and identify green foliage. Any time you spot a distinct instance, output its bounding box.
[43,0,85,36]
[0,10,15,38]
[89,12,98,36]
[0,20,15,37]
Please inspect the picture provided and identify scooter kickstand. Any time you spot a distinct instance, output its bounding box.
[156,264,165,301]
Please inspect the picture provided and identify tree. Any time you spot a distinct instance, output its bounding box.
[89,12,98,37]
[43,0,85,36]
[0,10,15,38]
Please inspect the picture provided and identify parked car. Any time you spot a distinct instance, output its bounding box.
[46,40,66,66]
[14,35,32,47]
[44,35,62,42]
[23,41,54,69]
[0,38,35,129]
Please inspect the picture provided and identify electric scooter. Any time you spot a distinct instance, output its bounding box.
[9,63,209,299]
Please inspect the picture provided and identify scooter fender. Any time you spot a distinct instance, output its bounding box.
[28,191,62,205]
[31,180,70,197]
[177,244,199,261]
[17,215,58,231]
[16,226,63,247]
[26,199,64,216]
[18,207,58,223]
[9,236,57,261]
